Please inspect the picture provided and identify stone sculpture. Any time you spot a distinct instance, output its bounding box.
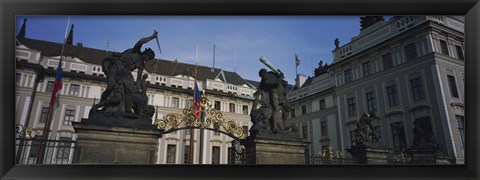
[90,31,158,125]
[354,112,380,145]
[250,56,295,135]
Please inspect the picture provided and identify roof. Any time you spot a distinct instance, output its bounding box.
[145,59,254,87]
[245,79,260,89]
[17,37,254,87]
[17,37,113,65]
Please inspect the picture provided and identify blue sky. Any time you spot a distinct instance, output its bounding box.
[17,16,365,83]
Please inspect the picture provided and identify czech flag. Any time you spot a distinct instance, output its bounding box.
[50,58,63,109]
[193,81,201,118]
[295,54,301,67]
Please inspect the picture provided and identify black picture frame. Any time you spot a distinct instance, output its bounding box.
[1,0,479,179]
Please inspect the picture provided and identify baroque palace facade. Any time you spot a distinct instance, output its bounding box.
[15,20,256,164]
[16,16,465,165]
[287,16,465,164]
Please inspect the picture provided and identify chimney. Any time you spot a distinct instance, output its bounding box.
[17,18,27,39]
[66,24,74,45]
[295,74,307,88]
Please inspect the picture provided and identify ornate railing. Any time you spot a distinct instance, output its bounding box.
[16,138,77,164]
[155,107,246,140]
[305,156,359,165]
[305,145,358,165]
[15,124,76,164]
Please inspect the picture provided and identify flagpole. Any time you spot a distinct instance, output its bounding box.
[295,54,298,81]
[196,44,206,165]
[233,48,236,73]
[36,16,70,164]
[295,54,298,77]
[212,45,215,69]
[310,58,314,77]
[188,44,199,164]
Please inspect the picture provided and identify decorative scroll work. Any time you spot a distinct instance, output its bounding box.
[154,108,246,139]
[16,124,40,139]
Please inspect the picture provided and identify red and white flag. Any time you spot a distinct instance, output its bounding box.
[295,54,301,67]
[50,59,63,109]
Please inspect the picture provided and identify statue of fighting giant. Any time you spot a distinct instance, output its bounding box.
[90,31,159,124]
[250,56,295,134]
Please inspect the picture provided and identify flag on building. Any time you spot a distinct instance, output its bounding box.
[295,54,301,67]
[193,80,201,118]
[50,59,63,109]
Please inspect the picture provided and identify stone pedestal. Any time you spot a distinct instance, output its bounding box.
[72,118,161,164]
[346,144,389,164]
[406,147,436,164]
[406,144,455,164]
[244,129,310,164]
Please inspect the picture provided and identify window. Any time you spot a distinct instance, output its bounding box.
[229,103,236,113]
[301,105,307,115]
[382,53,393,69]
[440,40,449,56]
[184,145,190,164]
[46,81,54,92]
[391,122,407,152]
[290,109,296,118]
[28,141,40,158]
[39,107,49,123]
[319,99,326,110]
[302,125,308,139]
[374,126,382,143]
[185,129,191,135]
[363,61,373,76]
[410,77,425,101]
[404,43,418,61]
[16,73,21,86]
[214,101,221,111]
[344,69,353,83]
[414,117,433,145]
[386,85,399,106]
[69,84,80,96]
[56,137,72,159]
[447,75,459,98]
[227,147,233,164]
[214,131,220,136]
[321,121,327,136]
[347,97,356,117]
[186,99,194,108]
[366,91,376,112]
[63,108,75,125]
[456,115,465,147]
[242,105,249,115]
[455,45,464,60]
[212,146,220,164]
[350,130,357,146]
[242,126,248,136]
[172,97,179,108]
[166,144,176,164]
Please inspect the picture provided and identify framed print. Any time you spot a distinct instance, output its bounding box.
[1,0,479,180]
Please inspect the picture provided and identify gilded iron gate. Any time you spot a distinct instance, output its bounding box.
[154,98,247,164]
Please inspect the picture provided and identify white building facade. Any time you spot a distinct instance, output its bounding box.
[287,16,465,164]
[15,22,256,164]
